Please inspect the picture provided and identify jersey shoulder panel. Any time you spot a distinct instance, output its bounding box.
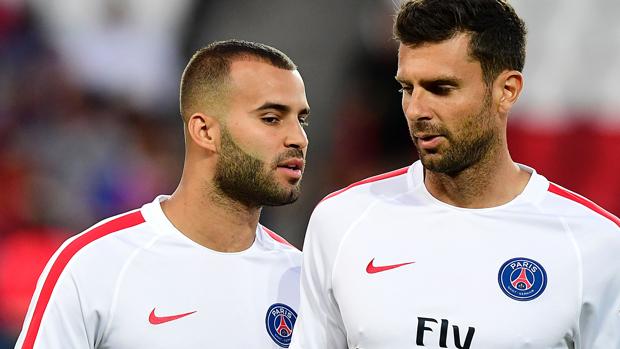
[320,166,409,205]
[312,166,410,235]
[261,225,301,253]
[543,181,620,279]
[545,182,620,231]
[41,208,148,294]
[20,209,147,349]
[66,209,157,275]
[304,166,411,268]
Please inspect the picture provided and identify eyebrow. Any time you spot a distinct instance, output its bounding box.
[395,75,462,86]
[254,102,310,116]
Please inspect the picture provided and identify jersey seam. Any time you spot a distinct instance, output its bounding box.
[17,234,77,347]
[319,167,409,204]
[327,197,381,338]
[101,231,165,343]
[329,187,417,299]
[533,199,583,339]
[261,225,299,252]
[330,199,378,293]
[68,270,92,347]
[18,210,145,349]
[33,269,91,348]
[548,183,620,228]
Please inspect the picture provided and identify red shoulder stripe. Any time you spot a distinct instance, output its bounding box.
[21,211,145,349]
[321,167,409,203]
[548,183,620,227]
[262,226,298,251]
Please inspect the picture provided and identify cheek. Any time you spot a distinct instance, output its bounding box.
[456,104,494,139]
[401,94,412,119]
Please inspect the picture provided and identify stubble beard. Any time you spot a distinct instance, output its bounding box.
[411,93,499,176]
[213,127,302,208]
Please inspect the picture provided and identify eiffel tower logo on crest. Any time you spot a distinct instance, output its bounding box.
[276,313,292,337]
[511,267,533,290]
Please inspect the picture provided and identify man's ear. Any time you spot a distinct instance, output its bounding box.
[187,112,220,153]
[494,70,523,115]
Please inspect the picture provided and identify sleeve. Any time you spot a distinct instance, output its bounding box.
[290,205,348,349]
[577,221,620,348]
[14,252,98,349]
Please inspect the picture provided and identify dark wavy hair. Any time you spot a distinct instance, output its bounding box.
[394,0,527,85]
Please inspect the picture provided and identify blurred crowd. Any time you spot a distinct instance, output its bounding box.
[1,0,619,347]
[0,1,186,344]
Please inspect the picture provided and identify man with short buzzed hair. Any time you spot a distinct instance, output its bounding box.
[16,40,310,349]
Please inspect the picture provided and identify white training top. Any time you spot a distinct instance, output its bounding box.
[15,196,301,349]
[290,160,620,349]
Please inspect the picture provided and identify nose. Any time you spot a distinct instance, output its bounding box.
[284,120,309,151]
[403,89,432,122]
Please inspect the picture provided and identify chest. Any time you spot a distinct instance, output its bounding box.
[96,252,300,349]
[332,206,580,348]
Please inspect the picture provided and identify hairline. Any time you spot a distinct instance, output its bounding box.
[180,53,297,123]
[398,31,501,88]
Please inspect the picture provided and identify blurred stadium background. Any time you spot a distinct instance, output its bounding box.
[1,0,619,346]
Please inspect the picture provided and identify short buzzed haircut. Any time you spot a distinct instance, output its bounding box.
[394,0,526,85]
[180,39,297,121]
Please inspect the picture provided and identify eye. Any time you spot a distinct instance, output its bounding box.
[398,86,413,95]
[428,85,453,96]
[298,115,310,127]
[261,114,280,125]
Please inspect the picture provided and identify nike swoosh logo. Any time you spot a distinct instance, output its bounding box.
[366,258,415,274]
[149,308,197,325]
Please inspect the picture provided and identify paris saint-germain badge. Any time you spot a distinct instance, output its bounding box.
[265,303,297,348]
[498,257,547,301]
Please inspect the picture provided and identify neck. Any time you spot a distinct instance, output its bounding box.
[424,146,530,209]
[161,179,261,253]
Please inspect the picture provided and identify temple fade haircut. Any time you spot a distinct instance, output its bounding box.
[180,39,297,121]
[394,0,527,85]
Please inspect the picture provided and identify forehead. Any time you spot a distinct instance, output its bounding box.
[228,59,308,110]
[396,34,482,83]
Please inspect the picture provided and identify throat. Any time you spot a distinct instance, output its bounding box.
[161,190,261,253]
[423,160,531,209]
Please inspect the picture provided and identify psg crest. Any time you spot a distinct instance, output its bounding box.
[265,303,297,348]
[498,257,547,301]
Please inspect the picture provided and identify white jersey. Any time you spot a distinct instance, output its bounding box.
[290,160,620,349]
[15,196,301,349]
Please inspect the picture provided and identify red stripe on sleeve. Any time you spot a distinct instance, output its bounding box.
[262,226,298,250]
[548,183,620,227]
[20,211,145,349]
[321,167,409,203]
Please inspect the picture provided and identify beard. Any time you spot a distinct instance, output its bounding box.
[410,93,499,175]
[213,126,303,208]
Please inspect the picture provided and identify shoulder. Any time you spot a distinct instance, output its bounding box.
[544,181,620,232]
[542,181,620,263]
[544,183,620,302]
[304,166,411,251]
[260,225,301,258]
[316,166,410,214]
[49,209,152,283]
[26,209,151,329]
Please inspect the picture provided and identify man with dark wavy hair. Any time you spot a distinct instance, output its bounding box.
[16,40,310,348]
[291,1,620,348]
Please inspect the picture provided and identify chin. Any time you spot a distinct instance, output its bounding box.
[421,155,454,174]
[262,191,300,207]
[420,153,442,168]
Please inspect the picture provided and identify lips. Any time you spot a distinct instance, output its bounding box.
[414,134,443,149]
[277,158,305,173]
[413,133,440,141]
[276,158,305,181]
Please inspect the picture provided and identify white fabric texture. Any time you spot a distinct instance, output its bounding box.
[15,196,301,349]
[290,160,620,349]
